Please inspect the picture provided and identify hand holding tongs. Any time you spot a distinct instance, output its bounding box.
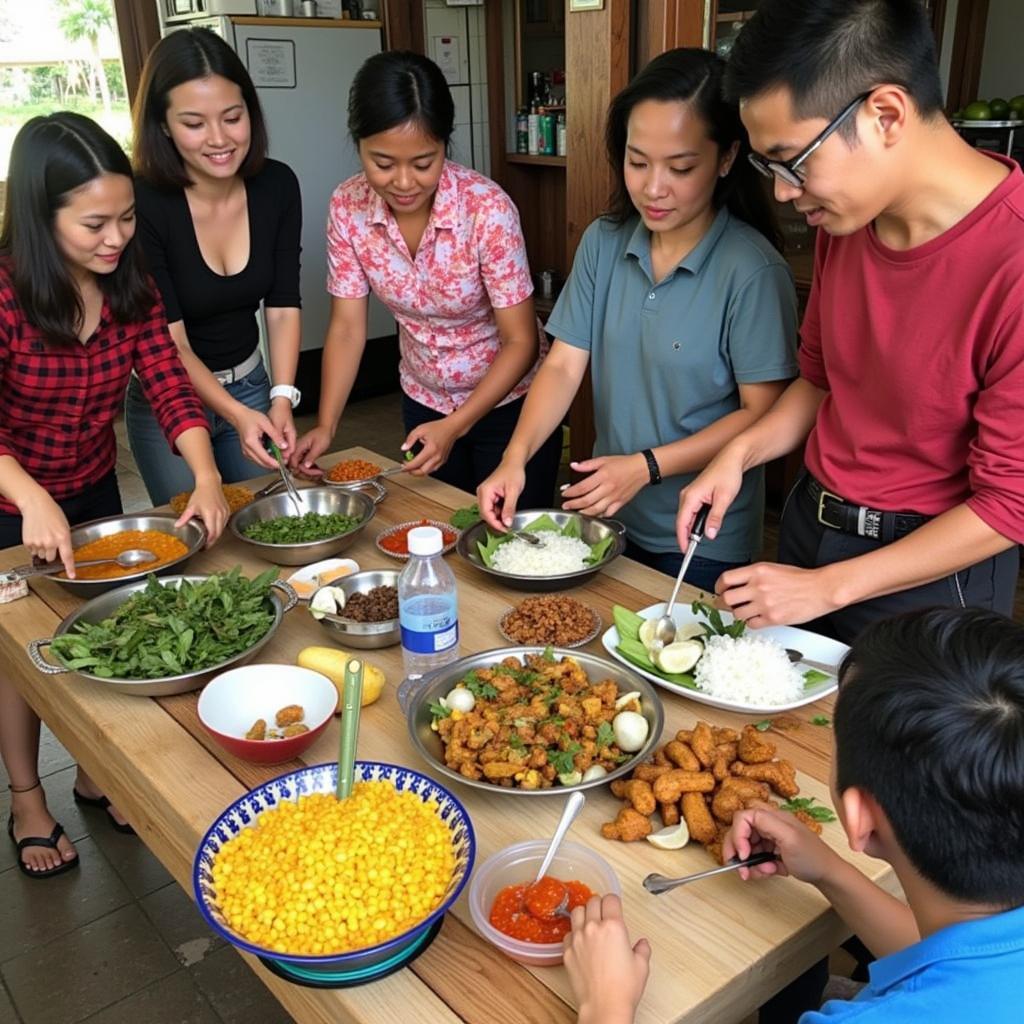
[268,441,304,515]
[643,852,779,895]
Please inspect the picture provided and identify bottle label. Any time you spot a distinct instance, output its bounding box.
[400,595,459,654]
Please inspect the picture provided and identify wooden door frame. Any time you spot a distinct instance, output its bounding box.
[947,0,990,113]
[112,0,161,104]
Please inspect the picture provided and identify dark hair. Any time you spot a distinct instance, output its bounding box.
[132,28,268,188]
[0,113,153,348]
[348,50,454,147]
[604,48,781,252]
[726,0,944,136]
[835,608,1024,908]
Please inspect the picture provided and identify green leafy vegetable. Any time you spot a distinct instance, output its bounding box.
[404,449,415,462]
[449,504,481,530]
[508,733,525,751]
[541,645,556,662]
[243,511,362,545]
[754,719,773,732]
[596,721,615,748]
[615,636,697,689]
[539,714,565,728]
[612,605,643,643]
[811,714,831,726]
[477,516,615,569]
[547,742,581,776]
[51,568,278,680]
[462,671,499,700]
[691,600,745,638]
[524,513,562,533]
[428,700,452,720]
[780,796,837,823]
[803,669,831,688]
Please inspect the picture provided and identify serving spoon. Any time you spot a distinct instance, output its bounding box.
[12,548,158,580]
[522,791,586,918]
[643,851,779,895]
[648,504,711,655]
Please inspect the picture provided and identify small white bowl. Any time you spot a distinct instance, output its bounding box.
[197,664,337,764]
[285,558,360,601]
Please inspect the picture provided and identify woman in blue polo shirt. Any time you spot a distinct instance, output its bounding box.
[478,48,798,591]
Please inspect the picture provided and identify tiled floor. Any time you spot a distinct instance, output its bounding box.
[1,395,408,1024]
[5,389,1022,1023]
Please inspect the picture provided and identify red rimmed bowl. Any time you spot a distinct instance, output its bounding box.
[197,664,336,764]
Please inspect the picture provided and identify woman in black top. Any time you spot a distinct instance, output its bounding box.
[126,28,303,505]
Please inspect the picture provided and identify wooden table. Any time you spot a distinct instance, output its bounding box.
[1,447,897,1024]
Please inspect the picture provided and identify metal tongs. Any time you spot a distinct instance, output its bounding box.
[268,441,304,515]
[643,852,779,895]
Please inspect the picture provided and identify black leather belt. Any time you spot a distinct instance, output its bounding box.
[804,475,930,542]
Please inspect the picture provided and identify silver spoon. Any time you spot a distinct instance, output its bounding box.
[509,528,546,547]
[648,504,712,655]
[643,851,779,895]
[15,549,158,580]
[785,649,839,675]
[522,791,586,918]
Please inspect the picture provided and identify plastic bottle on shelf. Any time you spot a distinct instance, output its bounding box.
[557,115,567,157]
[527,109,541,156]
[397,527,460,707]
[539,113,554,155]
[516,108,529,153]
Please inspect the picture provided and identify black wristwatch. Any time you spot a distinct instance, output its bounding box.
[641,448,662,486]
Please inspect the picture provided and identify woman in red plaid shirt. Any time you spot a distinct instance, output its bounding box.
[0,114,228,878]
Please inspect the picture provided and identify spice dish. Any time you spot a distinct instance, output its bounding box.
[375,518,460,560]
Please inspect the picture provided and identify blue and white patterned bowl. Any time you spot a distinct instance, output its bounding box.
[193,761,476,973]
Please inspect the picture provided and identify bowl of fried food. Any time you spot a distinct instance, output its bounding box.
[170,483,255,517]
[42,513,207,596]
[197,664,337,764]
[598,719,832,860]
[229,486,380,566]
[193,761,475,975]
[405,647,664,796]
[498,595,601,649]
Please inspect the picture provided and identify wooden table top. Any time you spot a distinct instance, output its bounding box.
[1,447,896,1024]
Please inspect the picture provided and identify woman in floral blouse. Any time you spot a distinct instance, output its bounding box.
[291,51,561,504]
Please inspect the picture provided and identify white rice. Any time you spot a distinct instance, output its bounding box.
[693,634,805,706]
[491,535,593,576]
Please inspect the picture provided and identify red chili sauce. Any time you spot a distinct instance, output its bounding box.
[380,520,458,555]
[489,877,595,944]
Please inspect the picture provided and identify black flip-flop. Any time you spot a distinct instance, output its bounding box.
[72,789,136,835]
[7,815,80,880]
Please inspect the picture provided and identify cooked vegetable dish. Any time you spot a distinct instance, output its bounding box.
[66,530,189,580]
[430,652,643,790]
[242,511,363,545]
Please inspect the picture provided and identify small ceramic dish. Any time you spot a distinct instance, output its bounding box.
[285,558,360,601]
[374,519,461,561]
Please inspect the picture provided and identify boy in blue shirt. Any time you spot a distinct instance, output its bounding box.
[563,607,1024,1023]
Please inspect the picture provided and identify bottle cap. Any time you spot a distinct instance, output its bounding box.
[407,526,443,556]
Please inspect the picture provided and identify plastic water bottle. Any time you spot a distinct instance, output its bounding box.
[397,527,459,707]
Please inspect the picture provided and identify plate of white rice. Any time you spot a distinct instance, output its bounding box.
[490,534,593,576]
[601,602,847,712]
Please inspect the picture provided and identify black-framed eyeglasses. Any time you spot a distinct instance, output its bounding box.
[747,92,872,188]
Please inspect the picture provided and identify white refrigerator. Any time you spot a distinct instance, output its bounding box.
[160,14,396,351]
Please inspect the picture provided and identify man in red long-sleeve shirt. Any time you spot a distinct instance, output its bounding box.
[677,0,1023,645]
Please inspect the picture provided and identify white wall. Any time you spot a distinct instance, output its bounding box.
[978,0,1024,101]
[423,0,491,176]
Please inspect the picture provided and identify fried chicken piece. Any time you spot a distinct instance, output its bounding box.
[792,809,824,835]
[610,780,627,798]
[681,792,718,845]
[633,763,672,783]
[600,806,653,842]
[738,724,777,764]
[690,721,716,767]
[717,776,771,802]
[665,741,701,771]
[275,704,305,727]
[711,788,746,825]
[245,718,267,741]
[652,769,716,803]
[659,801,680,827]
[610,778,656,815]
[653,748,671,767]
[675,729,693,745]
[732,760,799,798]
[712,727,739,745]
[716,742,738,763]
[281,723,309,738]
[482,762,522,780]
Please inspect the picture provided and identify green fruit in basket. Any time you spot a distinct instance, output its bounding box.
[962,100,992,121]
[1010,95,1024,117]
[989,98,1010,119]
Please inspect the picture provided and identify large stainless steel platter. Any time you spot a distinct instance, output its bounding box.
[405,646,664,796]
[27,574,298,697]
[456,510,626,592]
[228,484,382,566]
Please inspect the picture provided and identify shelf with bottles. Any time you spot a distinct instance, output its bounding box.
[505,153,566,168]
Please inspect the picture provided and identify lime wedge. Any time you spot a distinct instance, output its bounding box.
[655,640,703,674]
[647,820,690,850]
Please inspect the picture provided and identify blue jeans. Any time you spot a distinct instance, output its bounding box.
[623,538,748,596]
[124,362,272,506]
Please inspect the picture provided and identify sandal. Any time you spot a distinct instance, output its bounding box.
[72,789,136,835]
[7,814,80,880]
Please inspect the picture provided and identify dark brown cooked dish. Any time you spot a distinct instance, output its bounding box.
[343,585,398,623]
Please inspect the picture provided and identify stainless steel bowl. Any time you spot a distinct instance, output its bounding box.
[44,513,206,597]
[310,568,400,649]
[456,510,626,592]
[405,646,664,796]
[228,486,381,566]
[27,574,298,697]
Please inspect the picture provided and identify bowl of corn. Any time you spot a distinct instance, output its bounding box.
[192,761,475,974]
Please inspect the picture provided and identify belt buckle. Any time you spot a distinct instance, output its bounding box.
[816,487,845,530]
[213,369,233,386]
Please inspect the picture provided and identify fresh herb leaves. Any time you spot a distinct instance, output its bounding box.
[596,721,615,748]
[691,600,746,639]
[811,714,831,726]
[462,671,499,700]
[52,568,277,679]
[780,796,837,823]
[754,719,774,732]
[803,669,832,687]
[547,742,581,776]
[449,504,480,530]
[428,700,452,720]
